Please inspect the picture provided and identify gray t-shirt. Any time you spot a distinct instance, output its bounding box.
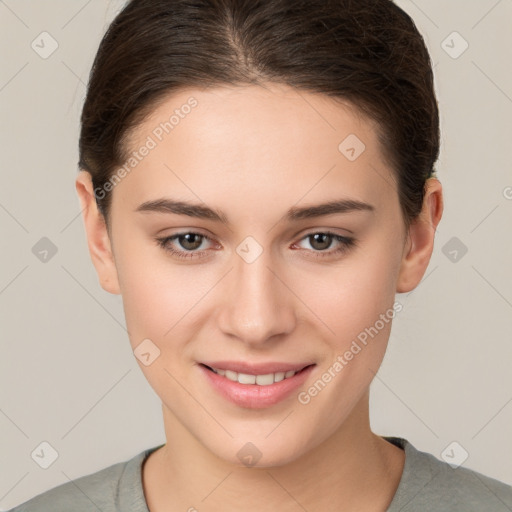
[8,437,512,511]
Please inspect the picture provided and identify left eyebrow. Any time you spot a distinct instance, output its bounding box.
[286,199,374,221]
[134,197,375,225]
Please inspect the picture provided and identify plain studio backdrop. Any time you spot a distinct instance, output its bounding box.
[0,0,511,509]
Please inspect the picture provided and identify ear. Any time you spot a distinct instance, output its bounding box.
[396,178,443,293]
[75,171,121,295]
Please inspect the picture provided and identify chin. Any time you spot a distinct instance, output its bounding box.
[203,430,315,469]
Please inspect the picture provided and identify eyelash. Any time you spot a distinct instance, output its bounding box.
[155,231,356,260]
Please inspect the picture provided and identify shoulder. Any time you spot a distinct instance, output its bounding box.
[7,446,160,512]
[386,437,512,512]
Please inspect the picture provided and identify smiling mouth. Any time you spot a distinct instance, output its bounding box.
[200,364,313,386]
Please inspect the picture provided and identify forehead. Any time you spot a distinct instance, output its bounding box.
[114,83,398,220]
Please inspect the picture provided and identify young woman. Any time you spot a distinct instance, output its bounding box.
[9,0,512,510]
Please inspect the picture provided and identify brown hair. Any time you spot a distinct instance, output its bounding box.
[78,0,439,228]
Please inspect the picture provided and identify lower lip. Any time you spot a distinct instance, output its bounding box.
[199,364,315,409]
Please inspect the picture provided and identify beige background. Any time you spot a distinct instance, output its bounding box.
[1,0,511,509]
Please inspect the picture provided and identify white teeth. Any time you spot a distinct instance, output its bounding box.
[225,370,237,381]
[211,367,299,385]
[238,373,256,384]
[255,373,274,385]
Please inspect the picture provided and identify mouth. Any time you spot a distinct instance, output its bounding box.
[200,363,313,386]
[198,362,316,409]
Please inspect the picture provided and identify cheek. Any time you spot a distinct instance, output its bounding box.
[115,245,229,385]
[114,238,199,349]
[115,254,206,403]
[120,273,174,346]
[292,247,402,433]
[294,237,402,346]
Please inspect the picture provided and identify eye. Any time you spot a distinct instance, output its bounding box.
[156,232,215,260]
[155,230,356,260]
[292,231,356,259]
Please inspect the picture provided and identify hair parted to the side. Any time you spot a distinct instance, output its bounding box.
[78,0,440,229]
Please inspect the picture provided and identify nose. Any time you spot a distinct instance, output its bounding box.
[217,248,297,347]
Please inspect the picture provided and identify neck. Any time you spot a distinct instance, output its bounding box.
[142,392,405,512]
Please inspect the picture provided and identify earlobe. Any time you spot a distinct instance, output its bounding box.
[75,171,121,295]
[396,178,443,293]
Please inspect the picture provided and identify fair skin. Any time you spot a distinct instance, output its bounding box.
[76,83,442,511]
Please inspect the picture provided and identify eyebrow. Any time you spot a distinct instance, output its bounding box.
[135,197,374,224]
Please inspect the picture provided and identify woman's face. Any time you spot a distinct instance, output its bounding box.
[83,83,426,466]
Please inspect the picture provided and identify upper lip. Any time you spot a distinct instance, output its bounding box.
[200,361,314,375]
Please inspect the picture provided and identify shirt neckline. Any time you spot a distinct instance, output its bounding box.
[133,437,411,512]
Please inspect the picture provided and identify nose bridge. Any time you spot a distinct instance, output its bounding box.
[218,244,296,344]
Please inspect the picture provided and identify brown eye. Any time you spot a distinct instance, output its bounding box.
[176,233,204,251]
[156,232,214,260]
[308,233,334,251]
[294,231,356,259]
